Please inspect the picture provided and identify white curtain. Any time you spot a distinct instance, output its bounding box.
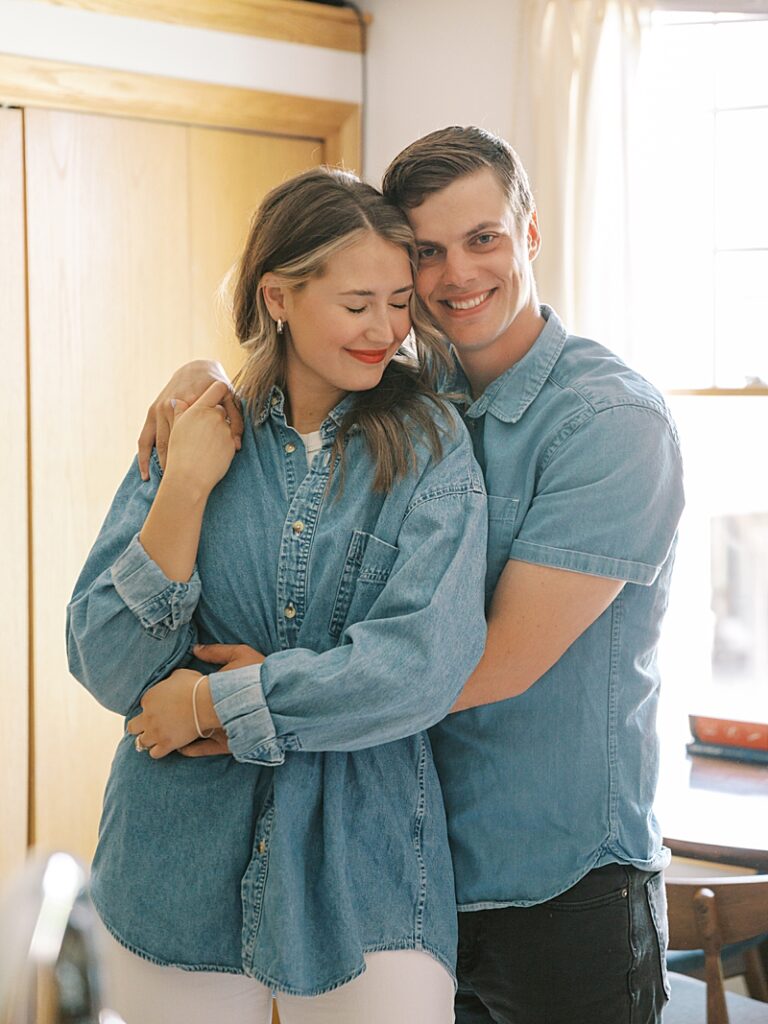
[512,0,652,358]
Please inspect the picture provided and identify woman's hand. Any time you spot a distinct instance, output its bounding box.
[162,381,238,500]
[176,643,266,759]
[126,668,220,759]
[137,360,243,480]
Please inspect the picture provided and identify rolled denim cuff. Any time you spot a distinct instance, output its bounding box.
[111,533,202,638]
[209,664,285,766]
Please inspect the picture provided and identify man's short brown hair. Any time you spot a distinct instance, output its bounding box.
[381,126,534,224]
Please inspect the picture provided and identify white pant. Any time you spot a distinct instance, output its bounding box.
[95,919,455,1024]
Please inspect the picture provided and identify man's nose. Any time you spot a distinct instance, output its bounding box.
[442,248,476,289]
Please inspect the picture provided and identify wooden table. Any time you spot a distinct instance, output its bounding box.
[656,741,768,873]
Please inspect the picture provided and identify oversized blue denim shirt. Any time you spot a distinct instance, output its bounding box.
[429,306,685,909]
[66,388,487,995]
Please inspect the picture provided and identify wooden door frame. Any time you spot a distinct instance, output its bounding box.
[0,54,361,168]
[46,0,369,54]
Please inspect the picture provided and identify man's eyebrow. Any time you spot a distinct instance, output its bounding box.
[464,221,505,238]
[338,285,413,296]
[415,222,505,246]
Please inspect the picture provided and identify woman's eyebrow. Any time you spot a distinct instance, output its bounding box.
[338,284,413,296]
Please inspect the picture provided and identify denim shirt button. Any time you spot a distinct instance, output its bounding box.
[284,442,296,454]
[284,602,297,619]
[291,520,305,535]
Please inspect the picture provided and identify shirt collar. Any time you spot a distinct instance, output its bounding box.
[254,385,358,441]
[464,305,567,424]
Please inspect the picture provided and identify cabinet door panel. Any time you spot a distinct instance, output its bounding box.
[187,125,320,377]
[25,108,193,856]
[25,107,323,861]
[0,108,29,880]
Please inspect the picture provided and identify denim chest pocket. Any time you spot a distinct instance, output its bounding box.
[486,495,520,597]
[329,530,399,641]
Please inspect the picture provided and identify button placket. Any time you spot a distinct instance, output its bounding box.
[274,416,333,650]
[275,480,322,649]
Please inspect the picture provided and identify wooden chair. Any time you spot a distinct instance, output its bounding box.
[665,874,768,1024]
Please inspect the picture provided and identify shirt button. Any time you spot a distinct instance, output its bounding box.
[284,603,297,619]
[284,442,296,454]
[258,839,266,855]
[292,520,305,535]
[271,395,279,407]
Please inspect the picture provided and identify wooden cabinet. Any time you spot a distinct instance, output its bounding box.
[1,85,352,876]
[0,108,30,883]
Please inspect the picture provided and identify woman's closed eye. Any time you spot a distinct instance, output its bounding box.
[345,302,410,314]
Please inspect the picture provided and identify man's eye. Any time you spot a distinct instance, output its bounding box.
[474,233,496,245]
[418,247,438,261]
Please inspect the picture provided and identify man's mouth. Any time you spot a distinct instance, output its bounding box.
[440,289,495,312]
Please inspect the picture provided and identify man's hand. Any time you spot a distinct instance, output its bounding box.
[193,642,266,672]
[137,360,243,480]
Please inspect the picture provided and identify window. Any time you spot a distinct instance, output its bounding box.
[630,9,768,388]
[628,9,768,725]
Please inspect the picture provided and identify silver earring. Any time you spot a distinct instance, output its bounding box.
[276,318,284,335]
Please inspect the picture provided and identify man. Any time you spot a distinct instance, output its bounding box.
[139,127,684,1023]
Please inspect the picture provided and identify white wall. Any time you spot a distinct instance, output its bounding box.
[363,0,524,184]
[0,0,361,102]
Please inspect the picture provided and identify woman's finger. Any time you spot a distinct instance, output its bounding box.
[195,380,232,408]
[126,715,143,736]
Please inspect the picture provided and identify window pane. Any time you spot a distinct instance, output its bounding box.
[716,19,768,108]
[659,397,768,718]
[629,23,715,387]
[714,251,768,386]
[716,108,768,250]
[711,512,768,690]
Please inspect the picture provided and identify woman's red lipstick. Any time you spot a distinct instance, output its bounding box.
[346,349,388,364]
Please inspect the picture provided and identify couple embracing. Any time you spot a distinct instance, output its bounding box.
[68,126,683,1024]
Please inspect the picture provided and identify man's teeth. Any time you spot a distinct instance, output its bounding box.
[446,291,490,310]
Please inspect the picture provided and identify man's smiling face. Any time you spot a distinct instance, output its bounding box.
[407,166,540,358]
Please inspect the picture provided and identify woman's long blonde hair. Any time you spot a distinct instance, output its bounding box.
[231,167,455,491]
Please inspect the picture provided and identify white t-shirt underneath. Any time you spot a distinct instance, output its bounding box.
[298,430,323,471]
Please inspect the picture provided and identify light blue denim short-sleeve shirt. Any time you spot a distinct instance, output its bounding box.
[67,388,488,994]
[429,306,685,910]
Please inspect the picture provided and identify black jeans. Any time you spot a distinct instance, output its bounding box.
[455,863,670,1024]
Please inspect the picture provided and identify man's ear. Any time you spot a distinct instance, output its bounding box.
[260,273,290,321]
[527,210,541,262]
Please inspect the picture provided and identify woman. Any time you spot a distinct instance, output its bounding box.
[67,168,487,1024]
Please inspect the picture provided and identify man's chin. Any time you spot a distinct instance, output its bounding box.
[439,322,498,352]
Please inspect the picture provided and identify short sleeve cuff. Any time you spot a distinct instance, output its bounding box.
[509,539,661,585]
[111,533,202,635]
[209,663,285,765]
